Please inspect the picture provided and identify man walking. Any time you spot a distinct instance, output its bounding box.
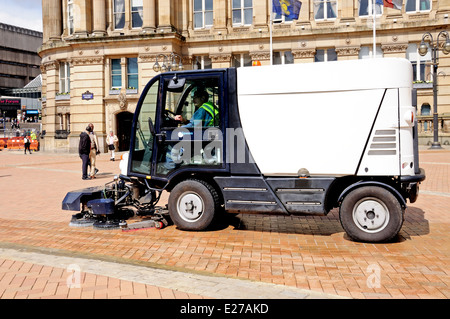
[88,123,100,178]
[79,126,91,180]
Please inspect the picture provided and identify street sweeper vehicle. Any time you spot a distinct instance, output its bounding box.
[62,58,425,242]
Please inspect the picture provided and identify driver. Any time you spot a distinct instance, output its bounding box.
[158,88,219,174]
[174,89,218,127]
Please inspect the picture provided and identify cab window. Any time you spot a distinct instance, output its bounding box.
[162,77,220,128]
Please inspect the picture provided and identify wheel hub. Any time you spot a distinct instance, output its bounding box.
[177,192,204,222]
[353,198,390,233]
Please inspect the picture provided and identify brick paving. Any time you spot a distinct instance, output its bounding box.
[0,147,449,299]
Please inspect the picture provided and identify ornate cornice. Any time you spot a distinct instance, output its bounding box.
[139,54,158,63]
[69,57,104,66]
[335,46,360,56]
[210,54,232,63]
[381,43,408,53]
[249,51,270,61]
[291,49,316,59]
[42,61,58,71]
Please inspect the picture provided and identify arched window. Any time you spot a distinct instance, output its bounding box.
[421,104,431,116]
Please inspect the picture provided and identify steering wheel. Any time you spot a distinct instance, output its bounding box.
[163,109,180,127]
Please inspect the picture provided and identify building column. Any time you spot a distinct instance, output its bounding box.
[335,46,360,61]
[340,0,355,21]
[142,0,156,31]
[381,43,408,58]
[253,0,267,30]
[214,0,227,32]
[93,0,107,36]
[158,0,172,31]
[42,0,62,42]
[292,49,316,63]
[73,0,92,37]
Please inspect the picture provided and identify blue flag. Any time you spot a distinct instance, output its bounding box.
[272,0,302,20]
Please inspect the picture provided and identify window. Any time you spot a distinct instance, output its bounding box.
[421,104,431,116]
[131,0,143,28]
[111,59,122,88]
[193,56,212,69]
[157,76,222,175]
[359,46,383,59]
[162,78,220,128]
[194,0,213,29]
[359,0,382,16]
[406,0,431,13]
[114,0,125,29]
[232,53,252,67]
[314,49,337,62]
[59,62,70,93]
[67,0,74,35]
[232,0,253,26]
[127,58,138,89]
[314,0,337,20]
[273,51,294,65]
[407,44,432,82]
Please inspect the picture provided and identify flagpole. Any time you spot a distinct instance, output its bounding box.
[373,0,376,58]
[270,9,273,65]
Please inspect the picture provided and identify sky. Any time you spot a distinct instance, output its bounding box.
[0,0,43,32]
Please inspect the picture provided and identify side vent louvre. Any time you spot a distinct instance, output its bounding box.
[368,130,397,156]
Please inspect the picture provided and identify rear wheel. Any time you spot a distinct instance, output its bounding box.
[339,186,404,242]
[168,179,219,231]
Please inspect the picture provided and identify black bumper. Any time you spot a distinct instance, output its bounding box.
[400,168,426,184]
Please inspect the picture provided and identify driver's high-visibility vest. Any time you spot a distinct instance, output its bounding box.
[200,102,219,126]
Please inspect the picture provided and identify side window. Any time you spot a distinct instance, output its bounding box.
[162,77,220,128]
[156,76,223,175]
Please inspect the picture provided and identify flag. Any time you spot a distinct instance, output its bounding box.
[376,0,403,10]
[272,0,302,20]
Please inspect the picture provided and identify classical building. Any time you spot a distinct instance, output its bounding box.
[39,0,450,152]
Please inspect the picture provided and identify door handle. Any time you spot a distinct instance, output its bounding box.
[155,131,166,143]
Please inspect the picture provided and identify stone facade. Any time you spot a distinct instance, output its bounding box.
[39,0,450,152]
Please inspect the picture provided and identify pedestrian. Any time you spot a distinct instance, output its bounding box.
[79,126,91,180]
[106,130,119,161]
[23,135,32,154]
[88,123,100,178]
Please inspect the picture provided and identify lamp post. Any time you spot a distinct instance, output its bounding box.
[418,31,450,149]
[152,53,184,73]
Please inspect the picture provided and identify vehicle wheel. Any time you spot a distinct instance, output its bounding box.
[168,179,219,231]
[339,186,404,243]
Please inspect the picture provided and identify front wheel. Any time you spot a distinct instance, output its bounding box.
[168,179,219,231]
[339,186,404,243]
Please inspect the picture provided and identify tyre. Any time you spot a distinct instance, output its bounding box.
[339,186,404,243]
[168,179,219,231]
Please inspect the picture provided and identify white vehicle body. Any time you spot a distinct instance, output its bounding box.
[237,58,415,177]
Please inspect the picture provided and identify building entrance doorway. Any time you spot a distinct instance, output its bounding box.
[116,111,133,151]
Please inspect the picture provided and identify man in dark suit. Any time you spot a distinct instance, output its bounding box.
[79,126,92,180]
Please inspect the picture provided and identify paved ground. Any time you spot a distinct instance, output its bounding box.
[0,146,449,299]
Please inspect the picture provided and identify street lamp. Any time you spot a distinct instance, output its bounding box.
[418,31,450,149]
[153,53,184,73]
